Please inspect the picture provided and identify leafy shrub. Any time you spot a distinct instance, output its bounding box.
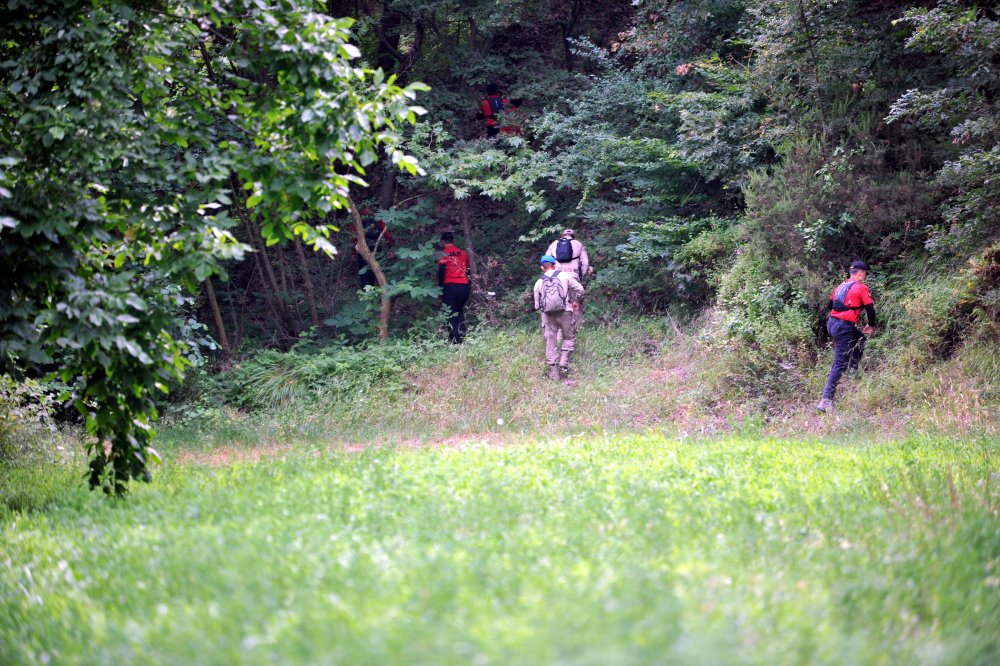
[712,253,815,400]
[0,376,64,465]
[220,339,447,411]
[601,216,738,312]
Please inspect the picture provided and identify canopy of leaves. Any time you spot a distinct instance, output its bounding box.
[0,0,425,493]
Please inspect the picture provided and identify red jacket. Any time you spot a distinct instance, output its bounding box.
[829,281,873,324]
[438,243,469,285]
[480,95,509,127]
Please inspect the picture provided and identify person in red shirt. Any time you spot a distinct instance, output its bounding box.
[437,232,470,343]
[478,83,523,138]
[817,261,878,412]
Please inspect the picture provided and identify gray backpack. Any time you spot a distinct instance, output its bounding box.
[539,270,567,314]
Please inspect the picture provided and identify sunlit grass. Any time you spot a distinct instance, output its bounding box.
[2,434,998,664]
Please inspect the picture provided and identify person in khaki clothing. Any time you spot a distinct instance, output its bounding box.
[545,228,591,331]
[533,254,584,380]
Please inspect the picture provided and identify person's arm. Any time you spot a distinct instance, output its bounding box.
[864,303,877,328]
[578,242,590,276]
[437,262,445,288]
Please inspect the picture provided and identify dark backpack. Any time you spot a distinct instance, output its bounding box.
[539,270,568,314]
[831,281,859,312]
[363,218,382,247]
[555,238,576,263]
[486,97,504,114]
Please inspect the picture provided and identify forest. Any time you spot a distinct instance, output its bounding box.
[1,1,999,663]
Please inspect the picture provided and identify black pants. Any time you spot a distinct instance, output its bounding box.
[442,283,470,343]
[822,317,866,400]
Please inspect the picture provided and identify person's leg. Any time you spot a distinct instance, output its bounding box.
[822,319,854,401]
[441,284,462,343]
[543,314,560,374]
[558,311,576,370]
[357,256,376,288]
[454,284,470,343]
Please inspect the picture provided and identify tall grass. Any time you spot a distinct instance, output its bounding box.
[156,317,999,457]
[2,433,997,664]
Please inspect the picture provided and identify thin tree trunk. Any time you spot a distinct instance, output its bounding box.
[229,175,295,336]
[225,280,242,351]
[349,197,391,340]
[379,164,397,210]
[293,237,321,329]
[275,244,303,330]
[457,197,478,279]
[796,0,828,143]
[203,277,231,358]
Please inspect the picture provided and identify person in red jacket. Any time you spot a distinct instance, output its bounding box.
[817,261,878,412]
[437,232,470,343]
[478,83,523,138]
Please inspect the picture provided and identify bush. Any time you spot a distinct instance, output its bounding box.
[197,338,451,412]
[711,253,815,401]
[0,376,67,465]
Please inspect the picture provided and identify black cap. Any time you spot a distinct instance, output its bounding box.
[850,260,870,271]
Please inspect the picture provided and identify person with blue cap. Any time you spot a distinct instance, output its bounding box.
[817,260,878,412]
[533,254,584,380]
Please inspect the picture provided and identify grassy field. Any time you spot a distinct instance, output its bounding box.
[2,433,998,665]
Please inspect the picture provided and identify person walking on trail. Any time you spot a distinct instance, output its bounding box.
[817,261,878,413]
[437,232,471,343]
[545,228,591,330]
[534,254,584,380]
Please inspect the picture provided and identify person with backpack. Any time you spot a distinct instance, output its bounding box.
[437,232,471,343]
[817,261,878,413]
[353,211,394,287]
[533,254,584,380]
[478,83,523,138]
[545,228,591,330]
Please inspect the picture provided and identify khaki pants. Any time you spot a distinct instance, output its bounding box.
[542,310,575,367]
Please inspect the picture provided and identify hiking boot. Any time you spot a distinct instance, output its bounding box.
[548,364,560,381]
[816,397,833,413]
[559,366,569,380]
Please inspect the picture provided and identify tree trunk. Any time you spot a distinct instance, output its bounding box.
[457,197,479,280]
[274,244,303,330]
[229,175,295,337]
[293,237,321,329]
[349,197,391,340]
[379,163,397,209]
[203,277,231,359]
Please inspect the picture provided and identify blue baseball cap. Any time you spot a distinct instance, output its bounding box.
[540,254,556,265]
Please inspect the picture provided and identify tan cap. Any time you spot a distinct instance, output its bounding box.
[562,228,574,237]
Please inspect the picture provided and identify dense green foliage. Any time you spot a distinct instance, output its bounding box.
[3,434,997,663]
[2,1,999,485]
[1,0,424,491]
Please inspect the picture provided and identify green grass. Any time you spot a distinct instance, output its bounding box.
[2,434,998,664]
